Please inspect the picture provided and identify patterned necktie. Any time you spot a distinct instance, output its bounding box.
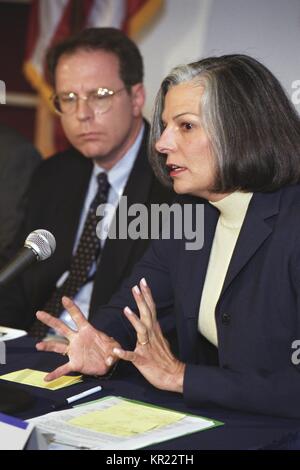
[29,172,110,338]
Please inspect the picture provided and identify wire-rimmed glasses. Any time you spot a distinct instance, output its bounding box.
[51,87,126,115]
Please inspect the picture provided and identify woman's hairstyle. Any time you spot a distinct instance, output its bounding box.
[150,54,300,192]
[46,27,144,91]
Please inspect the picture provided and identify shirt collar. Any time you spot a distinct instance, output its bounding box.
[93,124,145,197]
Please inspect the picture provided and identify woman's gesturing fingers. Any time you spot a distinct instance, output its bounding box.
[140,278,157,322]
[126,279,159,344]
[123,307,150,346]
[36,340,67,355]
[44,363,73,382]
[131,282,156,329]
[113,347,137,363]
[36,311,71,339]
[61,296,89,329]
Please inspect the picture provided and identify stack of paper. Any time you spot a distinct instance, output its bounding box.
[29,396,223,450]
[0,369,82,390]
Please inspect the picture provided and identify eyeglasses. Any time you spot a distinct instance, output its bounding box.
[51,87,126,115]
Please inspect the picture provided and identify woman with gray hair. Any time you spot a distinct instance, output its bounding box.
[36,55,300,418]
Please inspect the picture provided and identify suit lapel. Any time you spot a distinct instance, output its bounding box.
[179,190,281,317]
[180,201,219,320]
[177,190,281,362]
[52,149,93,264]
[220,190,281,298]
[32,148,93,298]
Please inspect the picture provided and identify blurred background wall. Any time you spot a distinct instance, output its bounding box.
[0,0,299,154]
[140,0,300,117]
[0,0,36,141]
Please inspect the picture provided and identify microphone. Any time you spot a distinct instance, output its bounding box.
[0,229,56,286]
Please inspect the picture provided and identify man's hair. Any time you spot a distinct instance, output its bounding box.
[150,54,300,192]
[46,27,144,90]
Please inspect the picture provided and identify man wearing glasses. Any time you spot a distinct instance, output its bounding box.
[0,28,173,336]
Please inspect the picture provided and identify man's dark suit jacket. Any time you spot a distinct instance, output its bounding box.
[93,184,300,418]
[0,123,174,329]
[0,125,41,265]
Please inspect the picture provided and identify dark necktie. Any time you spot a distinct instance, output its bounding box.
[29,172,110,338]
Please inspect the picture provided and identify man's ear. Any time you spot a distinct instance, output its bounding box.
[130,83,146,117]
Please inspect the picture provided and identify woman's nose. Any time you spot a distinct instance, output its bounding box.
[155,128,176,154]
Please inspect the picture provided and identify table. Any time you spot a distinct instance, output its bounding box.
[1,336,300,450]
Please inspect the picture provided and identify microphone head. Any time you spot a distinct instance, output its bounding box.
[24,229,56,261]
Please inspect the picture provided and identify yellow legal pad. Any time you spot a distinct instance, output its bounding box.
[0,368,82,390]
[69,401,184,437]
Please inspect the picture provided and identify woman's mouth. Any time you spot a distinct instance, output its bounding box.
[167,164,187,177]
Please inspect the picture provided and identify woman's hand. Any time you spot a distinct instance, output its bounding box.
[35,296,120,381]
[113,278,185,393]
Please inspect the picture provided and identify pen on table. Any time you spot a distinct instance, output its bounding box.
[51,385,102,410]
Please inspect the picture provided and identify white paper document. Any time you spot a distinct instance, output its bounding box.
[28,396,221,450]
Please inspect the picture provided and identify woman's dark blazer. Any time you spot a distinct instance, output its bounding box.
[94,184,300,418]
